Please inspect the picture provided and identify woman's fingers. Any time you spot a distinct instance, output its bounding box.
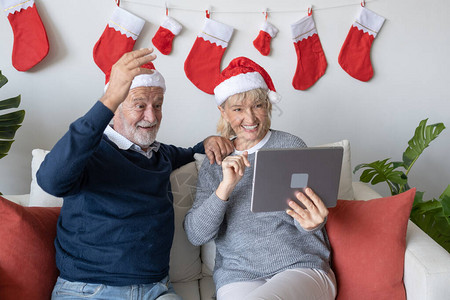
[286,188,329,230]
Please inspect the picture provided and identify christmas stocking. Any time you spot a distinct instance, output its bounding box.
[338,6,385,81]
[253,21,278,56]
[291,13,327,90]
[184,18,234,94]
[93,6,145,77]
[152,15,182,55]
[1,0,49,71]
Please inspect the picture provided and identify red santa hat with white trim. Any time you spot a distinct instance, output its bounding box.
[213,57,281,106]
[104,62,166,93]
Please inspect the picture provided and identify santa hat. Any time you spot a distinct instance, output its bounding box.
[104,62,166,93]
[213,57,281,106]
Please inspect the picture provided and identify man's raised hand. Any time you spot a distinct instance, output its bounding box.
[101,48,156,112]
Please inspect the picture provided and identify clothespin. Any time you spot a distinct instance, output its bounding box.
[361,1,366,7]
[263,8,268,21]
[206,6,211,19]
[308,5,313,16]
[115,0,120,7]
[165,2,169,16]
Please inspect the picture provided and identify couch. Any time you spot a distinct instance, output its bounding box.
[1,140,450,300]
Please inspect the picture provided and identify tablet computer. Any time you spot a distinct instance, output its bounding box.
[250,147,343,213]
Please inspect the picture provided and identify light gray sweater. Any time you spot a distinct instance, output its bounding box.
[184,130,331,290]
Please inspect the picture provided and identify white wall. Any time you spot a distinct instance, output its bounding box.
[1,0,449,200]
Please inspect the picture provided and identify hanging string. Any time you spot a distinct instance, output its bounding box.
[121,0,377,15]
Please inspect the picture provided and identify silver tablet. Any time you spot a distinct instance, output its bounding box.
[251,147,343,213]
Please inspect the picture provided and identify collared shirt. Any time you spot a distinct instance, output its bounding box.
[104,125,160,159]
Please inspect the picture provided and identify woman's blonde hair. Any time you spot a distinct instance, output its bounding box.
[217,88,272,139]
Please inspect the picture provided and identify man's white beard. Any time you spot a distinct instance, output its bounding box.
[124,120,159,149]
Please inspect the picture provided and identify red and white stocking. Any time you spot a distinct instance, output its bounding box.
[338,6,385,81]
[1,0,49,71]
[184,17,234,94]
[152,16,182,55]
[291,13,327,91]
[93,6,145,78]
[253,21,278,56]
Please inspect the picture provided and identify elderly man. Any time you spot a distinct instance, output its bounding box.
[37,48,233,300]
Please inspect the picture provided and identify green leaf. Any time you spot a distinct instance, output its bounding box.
[403,119,446,171]
[0,140,13,154]
[353,159,407,195]
[0,95,21,110]
[413,190,425,206]
[440,185,450,216]
[0,70,7,88]
[0,110,25,125]
[0,124,21,139]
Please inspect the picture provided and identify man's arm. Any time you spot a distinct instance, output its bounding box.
[37,49,158,196]
[101,48,156,113]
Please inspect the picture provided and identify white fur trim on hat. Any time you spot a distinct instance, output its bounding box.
[214,72,281,106]
[130,70,166,91]
[104,70,166,93]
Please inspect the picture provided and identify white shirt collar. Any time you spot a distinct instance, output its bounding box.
[104,125,160,158]
[233,130,272,155]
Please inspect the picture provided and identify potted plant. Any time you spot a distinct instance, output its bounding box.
[0,70,25,194]
[354,119,450,252]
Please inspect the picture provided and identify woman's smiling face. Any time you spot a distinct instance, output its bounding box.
[219,93,270,150]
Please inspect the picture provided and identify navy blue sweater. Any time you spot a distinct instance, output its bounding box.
[37,101,204,285]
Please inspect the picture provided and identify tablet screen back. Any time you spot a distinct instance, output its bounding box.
[251,147,343,213]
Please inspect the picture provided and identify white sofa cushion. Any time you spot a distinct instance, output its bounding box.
[169,162,202,282]
[319,139,354,200]
[29,149,63,207]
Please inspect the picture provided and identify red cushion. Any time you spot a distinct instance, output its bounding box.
[326,188,415,300]
[0,196,60,300]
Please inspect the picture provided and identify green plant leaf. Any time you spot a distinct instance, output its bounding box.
[0,71,7,88]
[0,110,25,125]
[0,124,21,139]
[354,159,407,195]
[0,140,13,155]
[0,95,21,110]
[403,119,446,171]
[413,190,425,206]
[440,185,450,216]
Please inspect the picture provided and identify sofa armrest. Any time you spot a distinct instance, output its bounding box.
[404,220,450,300]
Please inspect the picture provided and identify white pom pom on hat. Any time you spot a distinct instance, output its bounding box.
[104,62,166,93]
[213,57,281,106]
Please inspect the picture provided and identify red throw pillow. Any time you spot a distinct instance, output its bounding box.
[0,196,61,300]
[326,188,415,300]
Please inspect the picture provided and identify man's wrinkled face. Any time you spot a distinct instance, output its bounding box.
[113,86,164,151]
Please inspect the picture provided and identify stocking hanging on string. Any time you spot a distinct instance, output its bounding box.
[184,9,234,94]
[152,7,182,55]
[253,11,278,56]
[290,7,327,91]
[93,4,145,81]
[1,0,49,71]
[338,2,385,81]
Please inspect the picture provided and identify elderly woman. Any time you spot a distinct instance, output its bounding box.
[184,57,337,300]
